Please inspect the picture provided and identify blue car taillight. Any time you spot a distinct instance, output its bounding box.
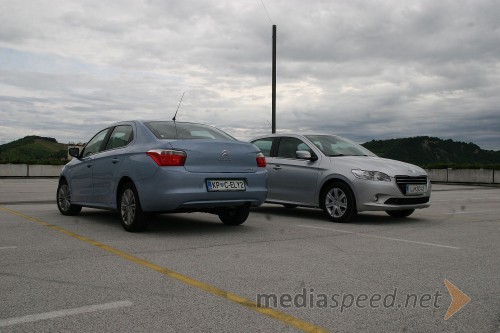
[147,149,187,166]
[256,152,266,167]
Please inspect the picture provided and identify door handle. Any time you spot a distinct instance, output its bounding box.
[112,158,120,164]
[273,165,282,170]
[86,163,92,168]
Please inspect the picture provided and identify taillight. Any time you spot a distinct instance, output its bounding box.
[256,152,266,167]
[147,149,187,166]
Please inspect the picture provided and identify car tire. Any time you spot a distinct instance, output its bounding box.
[56,180,82,216]
[218,206,250,225]
[386,209,415,218]
[321,182,356,223]
[282,204,298,209]
[119,182,149,232]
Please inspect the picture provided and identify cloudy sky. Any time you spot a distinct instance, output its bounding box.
[1,0,499,150]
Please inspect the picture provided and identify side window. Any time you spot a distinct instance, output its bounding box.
[277,137,313,159]
[81,129,110,157]
[105,125,134,150]
[252,138,273,157]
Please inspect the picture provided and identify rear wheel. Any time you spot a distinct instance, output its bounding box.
[218,206,250,225]
[56,180,82,216]
[119,182,149,232]
[321,182,356,223]
[386,209,415,218]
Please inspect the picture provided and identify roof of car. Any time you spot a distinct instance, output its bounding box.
[252,133,338,139]
[109,120,216,127]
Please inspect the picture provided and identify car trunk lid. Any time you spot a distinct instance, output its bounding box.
[169,140,259,173]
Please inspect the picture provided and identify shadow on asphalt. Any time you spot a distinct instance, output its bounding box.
[253,205,427,226]
[69,205,425,234]
[73,209,257,234]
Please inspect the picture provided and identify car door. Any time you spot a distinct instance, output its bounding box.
[70,128,110,204]
[92,125,134,205]
[268,136,320,205]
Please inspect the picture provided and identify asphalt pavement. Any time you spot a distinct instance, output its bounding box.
[0,178,499,332]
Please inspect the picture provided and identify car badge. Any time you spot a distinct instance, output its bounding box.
[219,150,231,161]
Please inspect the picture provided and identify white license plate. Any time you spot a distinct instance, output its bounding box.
[207,179,246,192]
[406,184,427,195]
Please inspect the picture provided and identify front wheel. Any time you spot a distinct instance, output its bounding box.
[218,206,250,225]
[386,209,415,218]
[321,182,356,223]
[56,181,82,216]
[119,182,149,232]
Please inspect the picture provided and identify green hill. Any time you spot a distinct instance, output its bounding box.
[0,136,69,165]
[1,135,499,168]
[362,136,500,169]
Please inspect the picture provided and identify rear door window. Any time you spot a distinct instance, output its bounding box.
[105,125,134,150]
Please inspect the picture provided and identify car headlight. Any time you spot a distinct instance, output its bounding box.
[351,169,391,182]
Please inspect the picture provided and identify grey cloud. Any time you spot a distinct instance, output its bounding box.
[0,0,498,150]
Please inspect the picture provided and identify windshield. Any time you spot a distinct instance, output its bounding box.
[145,121,236,141]
[305,135,377,157]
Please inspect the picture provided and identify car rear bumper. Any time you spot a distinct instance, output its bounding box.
[137,168,268,212]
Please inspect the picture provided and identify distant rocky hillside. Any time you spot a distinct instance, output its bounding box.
[362,136,500,168]
[0,136,68,165]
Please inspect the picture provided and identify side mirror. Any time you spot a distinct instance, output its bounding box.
[68,147,81,158]
[296,150,318,161]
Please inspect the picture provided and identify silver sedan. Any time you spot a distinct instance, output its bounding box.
[250,133,431,222]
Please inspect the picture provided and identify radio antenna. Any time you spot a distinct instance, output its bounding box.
[172,91,185,121]
[172,92,185,139]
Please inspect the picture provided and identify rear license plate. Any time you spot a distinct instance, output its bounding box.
[207,179,246,192]
[406,184,427,195]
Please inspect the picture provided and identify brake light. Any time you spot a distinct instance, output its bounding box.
[256,152,266,167]
[147,149,187,166]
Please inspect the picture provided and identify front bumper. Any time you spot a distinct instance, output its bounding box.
[353,178,431,212]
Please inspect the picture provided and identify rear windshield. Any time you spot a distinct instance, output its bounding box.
[145,121,236,140]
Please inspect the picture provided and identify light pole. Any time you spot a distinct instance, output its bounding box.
[272,24,276,134]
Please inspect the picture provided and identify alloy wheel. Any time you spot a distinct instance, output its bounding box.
[121,188,136,226]
[325,187,348,218]
[58,184,71,212]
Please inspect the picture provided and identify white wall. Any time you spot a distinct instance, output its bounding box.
[0,164,28,177]
[0,164,60,177]
[1,164,499,183]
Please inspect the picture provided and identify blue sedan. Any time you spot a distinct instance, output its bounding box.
[57,121,268,232]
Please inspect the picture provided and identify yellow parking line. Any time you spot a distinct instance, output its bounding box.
[0,206,329,333]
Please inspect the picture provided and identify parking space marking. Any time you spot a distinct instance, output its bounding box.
[433,197,500,202]
[0,301,133,328]
[445,210,500,215]
[296,225,460,249]
[0,246,17,250]
[0,206,329,333]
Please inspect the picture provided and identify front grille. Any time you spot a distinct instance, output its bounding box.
[384,197,430,205]
[395,176,428,195]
